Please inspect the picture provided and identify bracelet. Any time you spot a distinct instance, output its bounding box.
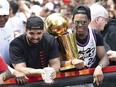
[99,64,104,69]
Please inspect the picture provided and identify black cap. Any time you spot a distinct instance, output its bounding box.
[72,6,91,20]
[26,16,44,30]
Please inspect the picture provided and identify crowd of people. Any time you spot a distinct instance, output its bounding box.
[0,0,116,87]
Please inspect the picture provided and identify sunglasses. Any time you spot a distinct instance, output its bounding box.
[73,20,88,26]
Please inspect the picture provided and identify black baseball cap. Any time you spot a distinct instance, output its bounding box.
[72,6,91,20]
[26,16,44,30]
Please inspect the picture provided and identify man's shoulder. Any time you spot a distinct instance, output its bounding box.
[91,29,101,36]
[105,19,116,31]
[10,34,26,45]
[107,19,116,26]
[43,33,54,37]
[43,33,55,40]
[42,33,57,46]
[90,29,103,43]
[91,29,98,33]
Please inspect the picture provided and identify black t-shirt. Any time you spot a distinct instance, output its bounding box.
[101,18,116,65]
[101,18,116,51]
[10,33,60,69]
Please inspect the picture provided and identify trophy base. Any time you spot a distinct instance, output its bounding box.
[60,65,75,71]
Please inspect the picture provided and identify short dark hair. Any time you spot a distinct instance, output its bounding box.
[9,1,19,15]
[26,16,44,30]
[72,6,91,21]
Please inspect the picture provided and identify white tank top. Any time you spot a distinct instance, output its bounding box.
[77,29,96,68]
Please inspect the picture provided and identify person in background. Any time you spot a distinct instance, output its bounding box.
[101,0,116,65]
[107,0,116,19]
[0,0,28,84]
[30,5,49,20]
[89,3,111,52]
[16,0,31,24]
[62,6,109,87]
[9,0,25,38]
[84,0,96,6]
[9,16,60,77]
[89,3,116,65]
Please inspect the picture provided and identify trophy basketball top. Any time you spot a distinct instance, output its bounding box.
[45,13,68,36]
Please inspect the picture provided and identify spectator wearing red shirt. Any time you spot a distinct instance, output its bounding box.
[0,56,12,86]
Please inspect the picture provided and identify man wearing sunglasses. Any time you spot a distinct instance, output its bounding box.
[64,5,109,87]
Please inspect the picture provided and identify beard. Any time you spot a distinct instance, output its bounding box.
[27,38,40,46]
[29,40,38,46]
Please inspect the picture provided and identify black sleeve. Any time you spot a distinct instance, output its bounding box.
[103,39,111,51]
[49,37,60,59]
[102,19,116,50]
[9,40,25,64]
[95,30,111,51]
[95,31,103,46]
[104,30,116,51]
[45,34,60,60]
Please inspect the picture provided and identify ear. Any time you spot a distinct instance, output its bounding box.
[95,17,99,23]
[25,29,27,32]
[25,29,28,34]
[9,8,12,13]
[88,19,91,22]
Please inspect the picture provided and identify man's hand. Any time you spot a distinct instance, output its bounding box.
[71,59,85,69]
[93,65,104,85]
[0,79,5,87]
[13,70,28,85]
[107,50,116,61]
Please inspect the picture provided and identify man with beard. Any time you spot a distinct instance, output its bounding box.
[9,16,60,77]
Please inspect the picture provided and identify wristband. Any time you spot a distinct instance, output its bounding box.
[99,64,104,69]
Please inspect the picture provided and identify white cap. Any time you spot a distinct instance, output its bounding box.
[30,5,42,17]
[45,2,54,11]
[0,0,10,15]
[89,3,108,20]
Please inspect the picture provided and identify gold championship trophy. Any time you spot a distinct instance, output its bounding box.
[45,13,78,71]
